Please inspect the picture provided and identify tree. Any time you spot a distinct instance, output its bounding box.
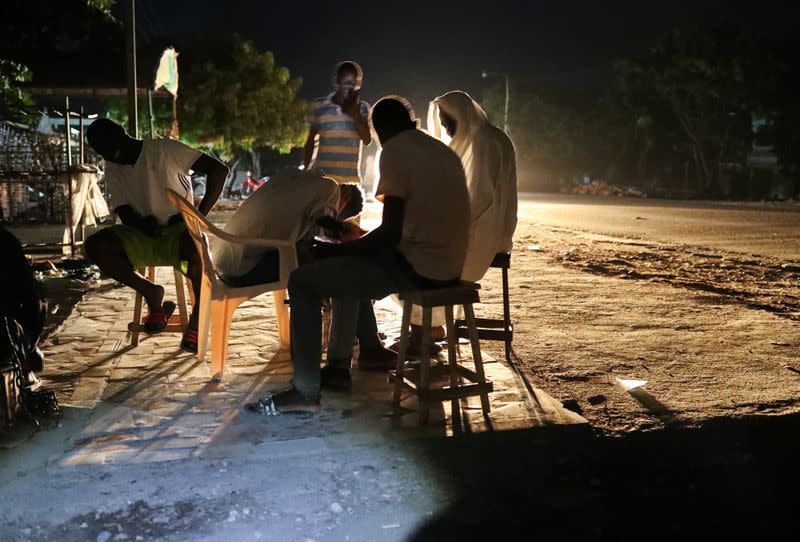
[482,84,627,189]
[104,95,174,139]
[180,40,308,180]
[0,59,34,122]
[617,27,771,195]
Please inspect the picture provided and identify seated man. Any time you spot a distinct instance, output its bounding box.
[269,96,470,412]
[212,168,360,285]
[83,118,229,352]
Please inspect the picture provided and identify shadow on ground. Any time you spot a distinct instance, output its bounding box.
[409,412,798,539]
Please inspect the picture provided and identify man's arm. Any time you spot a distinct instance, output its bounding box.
[343,92,372,145]
[315,196,404,259]
[190,154,229,216]
[304,128,318,169]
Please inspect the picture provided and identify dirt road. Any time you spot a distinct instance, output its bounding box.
[488,195,800,433]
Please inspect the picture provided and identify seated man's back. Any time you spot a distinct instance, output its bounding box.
[213,168,339,279]
[376,128,470,282]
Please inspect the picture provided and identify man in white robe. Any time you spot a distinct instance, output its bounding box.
[395,91,518,353]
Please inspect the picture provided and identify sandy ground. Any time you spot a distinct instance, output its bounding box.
[499,195,800,433]
[2,194,799,540]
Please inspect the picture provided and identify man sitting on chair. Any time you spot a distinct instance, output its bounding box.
[84,118,229,353]
[212,168,363,285]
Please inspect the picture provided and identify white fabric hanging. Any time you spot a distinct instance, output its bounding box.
[62,170,110,255]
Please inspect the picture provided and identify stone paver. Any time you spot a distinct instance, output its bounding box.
[33,267,583,466]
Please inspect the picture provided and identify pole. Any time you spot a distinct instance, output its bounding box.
[125,0,138,137]
[148,89,155,138]
[65,97,72,167]
[79,106,85,164]
[503,74,510,134]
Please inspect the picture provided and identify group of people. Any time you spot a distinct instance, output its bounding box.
[80,60,518,414]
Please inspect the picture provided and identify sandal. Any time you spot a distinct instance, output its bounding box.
[246,387,320,414]
[143,301,176,334]
[180,329,198,354]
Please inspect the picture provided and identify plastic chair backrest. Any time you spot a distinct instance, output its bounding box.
[165,189,299,289]
[166,189,225,286]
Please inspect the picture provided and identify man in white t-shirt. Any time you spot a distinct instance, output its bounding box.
[263,96,469,413]
[84,118,229,352]
[212,168,359,285]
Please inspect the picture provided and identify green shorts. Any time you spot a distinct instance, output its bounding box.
[110,222,189,275]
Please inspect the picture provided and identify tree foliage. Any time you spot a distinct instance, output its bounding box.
[180,39,308,164]
[616,27,771,194]
[0,59,34,122]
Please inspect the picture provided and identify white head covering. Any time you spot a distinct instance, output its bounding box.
[427,90,489,160]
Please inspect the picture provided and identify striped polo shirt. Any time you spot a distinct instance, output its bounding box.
[309,93,371,184]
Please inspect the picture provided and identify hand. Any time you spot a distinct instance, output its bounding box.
[139,215,162,238]
[311,241,341,260]
[339,221,367,242]
[342,89,361,119]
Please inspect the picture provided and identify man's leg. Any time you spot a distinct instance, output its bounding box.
[285,255,408,403]
[354,300,398,370]
[179,231,202,332]
[327,298,360,368]
[84,228,164,313]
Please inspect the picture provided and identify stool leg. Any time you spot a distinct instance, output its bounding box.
[393,301,413,407]
[130,267,145,346]
[418,307,432,424]
[502,265,512,363]
[174,269,189,329]
[464,302,491,415]
[444,305,461,425]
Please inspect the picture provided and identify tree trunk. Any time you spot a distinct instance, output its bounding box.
[250,148,262,180]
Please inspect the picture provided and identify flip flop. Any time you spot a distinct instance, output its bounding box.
[143,301,176,334]
[180,329,198,354]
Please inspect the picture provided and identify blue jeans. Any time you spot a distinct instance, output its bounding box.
[287,251,415,397]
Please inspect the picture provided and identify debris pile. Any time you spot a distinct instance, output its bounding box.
[562,180,647,198]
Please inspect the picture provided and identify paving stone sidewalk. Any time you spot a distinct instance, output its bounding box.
[25,267,585,466]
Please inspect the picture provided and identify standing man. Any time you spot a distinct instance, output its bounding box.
[83,118,229,353]
[304,61,372,186]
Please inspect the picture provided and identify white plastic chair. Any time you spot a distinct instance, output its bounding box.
[166,189,297,380]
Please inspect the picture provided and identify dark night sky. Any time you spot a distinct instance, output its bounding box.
[115,0,798,114]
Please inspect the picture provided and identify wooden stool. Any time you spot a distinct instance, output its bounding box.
[391,281,493,424]
[455,252,513,362]
[128,266,192,346]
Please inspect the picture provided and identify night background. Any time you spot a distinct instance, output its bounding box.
[3,0,800,196]
[2,2,800,540]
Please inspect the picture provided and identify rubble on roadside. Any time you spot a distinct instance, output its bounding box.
[561,179,647,198]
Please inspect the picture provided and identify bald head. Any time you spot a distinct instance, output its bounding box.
[86,117,138,164]
[369,96,417,145]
